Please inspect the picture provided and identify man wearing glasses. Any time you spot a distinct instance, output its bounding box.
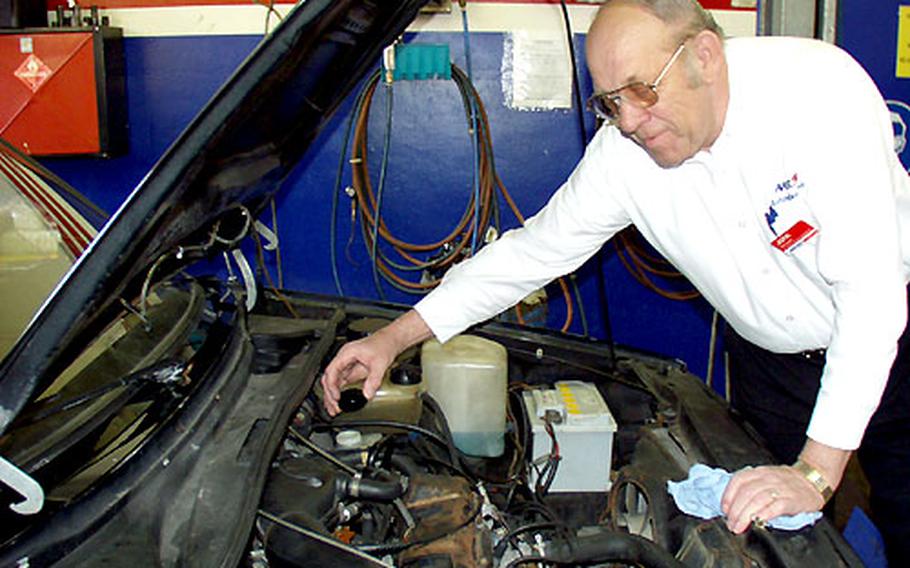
[322,0,909,562]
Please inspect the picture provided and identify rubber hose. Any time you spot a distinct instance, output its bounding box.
[545,531,686,568]
[336,474,407,502]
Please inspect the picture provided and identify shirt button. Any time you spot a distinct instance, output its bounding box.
[785,315,795,322]
[737,220,747,228]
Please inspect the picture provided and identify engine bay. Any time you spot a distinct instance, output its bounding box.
[0,285,860,567]
[246,312,702,568]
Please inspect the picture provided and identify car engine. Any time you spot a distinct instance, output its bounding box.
[245,314,691,568]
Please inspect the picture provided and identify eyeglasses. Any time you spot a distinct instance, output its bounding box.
[586,42,687,122]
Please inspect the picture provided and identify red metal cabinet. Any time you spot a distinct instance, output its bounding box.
[0,27,125,157]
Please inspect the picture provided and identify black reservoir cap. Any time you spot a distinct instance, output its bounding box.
[390,366,421,386]
[338,388,368,413]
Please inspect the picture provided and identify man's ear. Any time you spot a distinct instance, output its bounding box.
[690,29,725,84]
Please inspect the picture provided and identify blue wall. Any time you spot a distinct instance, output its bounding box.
[36,26,733,389]
[838,1,910,177]
[42,35,260,214]
[838,1,906,100]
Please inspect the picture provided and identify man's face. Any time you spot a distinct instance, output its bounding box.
[586,4,715,167]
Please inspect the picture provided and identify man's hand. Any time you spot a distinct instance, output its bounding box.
[321,333,396,416]
[320,310,433,416]
[720,464,825,532]
[720,440,850,533]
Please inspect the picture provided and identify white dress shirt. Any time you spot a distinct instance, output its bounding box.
[415,36,910,450]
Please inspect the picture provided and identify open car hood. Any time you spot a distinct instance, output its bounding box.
[0,0,429,433]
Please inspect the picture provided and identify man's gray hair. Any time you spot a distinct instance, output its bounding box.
[601,0,725,42]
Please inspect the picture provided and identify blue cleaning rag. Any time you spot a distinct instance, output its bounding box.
[666,463,822,531]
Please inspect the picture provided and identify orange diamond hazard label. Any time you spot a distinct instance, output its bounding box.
[14,54,53,93]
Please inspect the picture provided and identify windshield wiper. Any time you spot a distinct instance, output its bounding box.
[16,359,189,427]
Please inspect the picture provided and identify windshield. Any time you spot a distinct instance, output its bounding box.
[0,142,105,359]
[0,279,212,541]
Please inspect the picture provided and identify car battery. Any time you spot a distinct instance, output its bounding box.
[522,381,617,492]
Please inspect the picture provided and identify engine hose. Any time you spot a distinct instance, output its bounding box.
[544,531,686,568]
[336,473,408,502]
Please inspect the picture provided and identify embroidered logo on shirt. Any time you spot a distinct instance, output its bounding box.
[774,173,800,193]
[765,173,805,236]
[764,205,779,235]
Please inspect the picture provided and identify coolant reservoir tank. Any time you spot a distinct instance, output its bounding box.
[421,334,507,457]
[334,366,422,425]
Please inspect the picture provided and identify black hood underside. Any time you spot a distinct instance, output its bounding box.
[0,0,429,433]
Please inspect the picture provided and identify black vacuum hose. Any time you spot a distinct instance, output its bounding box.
[335,473,407,502]
[545,530,686,568]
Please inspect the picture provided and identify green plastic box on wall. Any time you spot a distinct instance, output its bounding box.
[390,43,450,80]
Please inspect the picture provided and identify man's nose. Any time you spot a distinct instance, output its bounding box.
[616,103,650,136]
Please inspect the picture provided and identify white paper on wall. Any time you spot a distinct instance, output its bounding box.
[502,31,573,111]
